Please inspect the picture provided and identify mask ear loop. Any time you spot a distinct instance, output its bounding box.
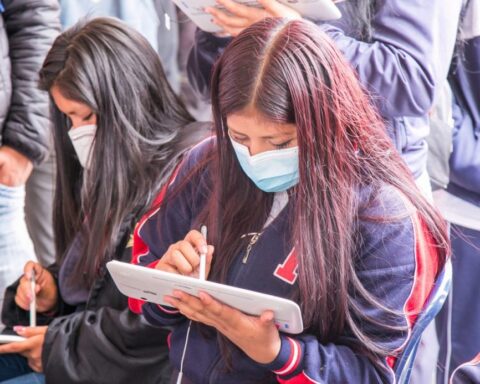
[176,320,193,384]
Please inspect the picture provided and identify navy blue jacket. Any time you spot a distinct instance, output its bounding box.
[187,0,463,179]
[130,139,440,383]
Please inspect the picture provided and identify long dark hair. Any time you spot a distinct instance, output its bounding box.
[39,17,195,284]
[345,0,377,41]
[202,18,449,366]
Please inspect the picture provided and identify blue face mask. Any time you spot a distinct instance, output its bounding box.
[230,138,299,193]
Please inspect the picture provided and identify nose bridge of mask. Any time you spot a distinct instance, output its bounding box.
[68,123,96,139]
[230,137,298,162]
[68,124,97,168]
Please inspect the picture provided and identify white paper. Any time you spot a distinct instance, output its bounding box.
[172,0,341,33]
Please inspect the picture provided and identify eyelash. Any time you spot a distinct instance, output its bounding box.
[274,140,292,149]
[231,136,292,149]
[232,136,247,143]
[83,113,93,122]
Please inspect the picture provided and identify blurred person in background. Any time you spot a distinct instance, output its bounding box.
[0,0,60,315]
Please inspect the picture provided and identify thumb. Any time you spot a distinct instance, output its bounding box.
[259,310,275,326]
[24,261,43,281]
[14,325,47,337]
[206,245,215,266]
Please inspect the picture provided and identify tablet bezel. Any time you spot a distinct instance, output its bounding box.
[107,260,304,334]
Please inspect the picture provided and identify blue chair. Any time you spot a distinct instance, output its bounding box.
[394,258,452,384]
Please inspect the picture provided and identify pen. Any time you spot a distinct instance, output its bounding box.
[29,269,36,328]
[199,225,207,281]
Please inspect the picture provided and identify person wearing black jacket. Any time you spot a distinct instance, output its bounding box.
[0,18,209,383]
[0,0,60,316]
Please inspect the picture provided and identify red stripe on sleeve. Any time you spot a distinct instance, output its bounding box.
[387,212,440,367]
[274,338,302,376]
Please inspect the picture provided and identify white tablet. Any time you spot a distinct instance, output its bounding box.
[107,260,304,334]
[0,335,27,344]
[173,0,341,33]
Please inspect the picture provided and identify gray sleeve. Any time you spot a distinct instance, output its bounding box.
[320,0,462,118]
[2,0,60,164]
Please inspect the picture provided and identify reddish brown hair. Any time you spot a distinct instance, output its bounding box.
[197,18,449,366]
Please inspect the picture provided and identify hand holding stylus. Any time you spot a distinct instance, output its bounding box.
[156,230,214,278]
[15,261,58,314]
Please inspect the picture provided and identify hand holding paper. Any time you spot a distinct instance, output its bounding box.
[172,0,341,34]
[205,0,301,37]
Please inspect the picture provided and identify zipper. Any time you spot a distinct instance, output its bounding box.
[241,232,262,264]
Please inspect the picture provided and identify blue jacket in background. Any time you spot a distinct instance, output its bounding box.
[187,0,463,180]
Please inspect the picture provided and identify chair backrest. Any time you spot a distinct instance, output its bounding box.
[394,258,453,384]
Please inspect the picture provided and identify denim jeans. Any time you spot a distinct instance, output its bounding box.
[0,184,35,320]
[0,373,45,384]
[0,354,43,383]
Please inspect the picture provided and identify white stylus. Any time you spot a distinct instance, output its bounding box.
[29,269,36,327]
[199,225,208,281]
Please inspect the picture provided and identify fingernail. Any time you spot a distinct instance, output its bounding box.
[14,326,25,334]
[201,245,208,254]
[25,271,31,279]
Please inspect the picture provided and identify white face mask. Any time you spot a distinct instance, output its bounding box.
[67,124,97,169]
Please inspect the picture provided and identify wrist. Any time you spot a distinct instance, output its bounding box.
[260,336,303,377]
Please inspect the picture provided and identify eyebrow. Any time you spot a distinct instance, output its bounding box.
[229,128,292,140]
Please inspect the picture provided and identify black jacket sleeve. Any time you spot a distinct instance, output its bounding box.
[40,236,172,384]
[42,307,171,384]
[2,0,60,164]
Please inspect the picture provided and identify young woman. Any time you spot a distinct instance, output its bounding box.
[130,18,449,383]
[187,0,463,196]
[0,17,208,383]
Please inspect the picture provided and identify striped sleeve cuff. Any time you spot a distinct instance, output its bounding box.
[261,336,303,378]
[156,303,180,315]
[143,301,185,327]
